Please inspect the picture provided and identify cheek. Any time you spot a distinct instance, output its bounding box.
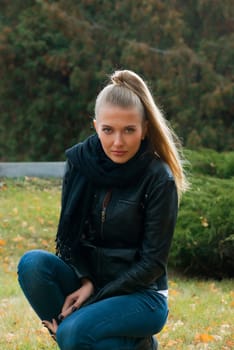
[133,133,144,146]
[98,134,110,149]
[128,137,142,153]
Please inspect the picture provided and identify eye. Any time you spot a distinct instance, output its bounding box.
[124,127,136,134]
[102,127,112,134]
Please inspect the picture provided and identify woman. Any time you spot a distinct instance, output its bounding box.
[18,70,188,350]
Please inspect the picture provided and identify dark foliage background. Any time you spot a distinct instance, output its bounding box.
[0,0,233,160]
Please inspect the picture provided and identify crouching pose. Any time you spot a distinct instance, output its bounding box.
[18,69,188,349]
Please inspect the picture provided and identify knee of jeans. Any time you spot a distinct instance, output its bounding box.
[17,250,52,279]
[56,321,92,350]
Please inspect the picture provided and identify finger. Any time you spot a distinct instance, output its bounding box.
[59,298,77,320]
[42,320,51,327]
[51,318,58,332]
[58,313,64,321]
[60,300,81,319]
[61,295,76,314]
[42,319,58,332]
[42,320,54,332]
[58,304,74,320]
[60,305,76,318]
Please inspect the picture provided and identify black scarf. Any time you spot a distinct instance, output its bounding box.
[56,134,154,260]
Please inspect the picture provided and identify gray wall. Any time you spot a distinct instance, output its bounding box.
[0,162,65,178]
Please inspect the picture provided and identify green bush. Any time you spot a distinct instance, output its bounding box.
[184,149,234,179]
[170,175,234,278]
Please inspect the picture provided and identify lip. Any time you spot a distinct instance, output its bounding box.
[111,150,127,156]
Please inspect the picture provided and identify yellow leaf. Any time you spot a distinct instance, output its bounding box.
[200,216,209,227]
[159,325,168,334]
[169,280,178,287]
[195,333,215,342]
[170,289,180,296]
[0,239,6,246]
[41,239,49,247]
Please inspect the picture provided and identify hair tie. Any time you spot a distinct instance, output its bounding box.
[111,76,124,86]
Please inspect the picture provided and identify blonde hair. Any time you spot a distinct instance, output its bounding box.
[95,70,189,200]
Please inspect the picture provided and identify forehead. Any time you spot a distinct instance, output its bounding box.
[96,105,143,125]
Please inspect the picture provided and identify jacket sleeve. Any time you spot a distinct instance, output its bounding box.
[90,179,178,302]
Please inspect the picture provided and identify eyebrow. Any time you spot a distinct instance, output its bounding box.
[101,124,137,127]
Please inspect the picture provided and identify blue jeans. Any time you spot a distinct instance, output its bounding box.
[18,250,168,350]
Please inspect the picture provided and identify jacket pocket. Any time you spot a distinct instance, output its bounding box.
[99,247,138,285]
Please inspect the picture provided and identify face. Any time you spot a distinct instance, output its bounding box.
[94,104,147,164]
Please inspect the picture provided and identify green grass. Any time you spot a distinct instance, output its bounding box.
[0,178,233,349]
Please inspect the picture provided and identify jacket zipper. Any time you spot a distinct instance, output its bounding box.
[101,189,112,239]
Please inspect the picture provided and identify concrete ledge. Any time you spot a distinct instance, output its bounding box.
[0,162,65,178]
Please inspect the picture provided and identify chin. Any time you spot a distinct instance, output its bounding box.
[110,156,130,164]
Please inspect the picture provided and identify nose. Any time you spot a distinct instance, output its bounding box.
[113,133,124,147]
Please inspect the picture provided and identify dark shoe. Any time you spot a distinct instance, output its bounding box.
[137,336,158,349]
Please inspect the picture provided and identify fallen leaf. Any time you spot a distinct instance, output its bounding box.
[21,221,28,228]
[226,340,234,347]
[0,182,7,190]
[195,333,215,343]
[12,235,24,242]
[200,216,209,227]
[167,339,180,347]
[169,280,178,287]
[0,239,6,246]
[209,282,218,292]
[170,289,180,296]
[41,239,49,247]
[5,333,15,342]
[37,217,44,224]
[28,226,36,234]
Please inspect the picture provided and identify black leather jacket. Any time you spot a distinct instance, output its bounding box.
[59,157,178,303]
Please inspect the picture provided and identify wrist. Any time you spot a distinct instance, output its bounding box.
[81,278,94,294]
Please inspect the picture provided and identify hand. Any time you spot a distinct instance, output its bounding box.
[59,279,94,320]
[42,318,58,340]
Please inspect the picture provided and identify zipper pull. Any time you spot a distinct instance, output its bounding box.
[101,190,112,225]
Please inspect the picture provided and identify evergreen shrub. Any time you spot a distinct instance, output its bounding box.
[184,149,234,179]
[170,174,234,278]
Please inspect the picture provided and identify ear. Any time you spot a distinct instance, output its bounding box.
[93,119,97,132]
